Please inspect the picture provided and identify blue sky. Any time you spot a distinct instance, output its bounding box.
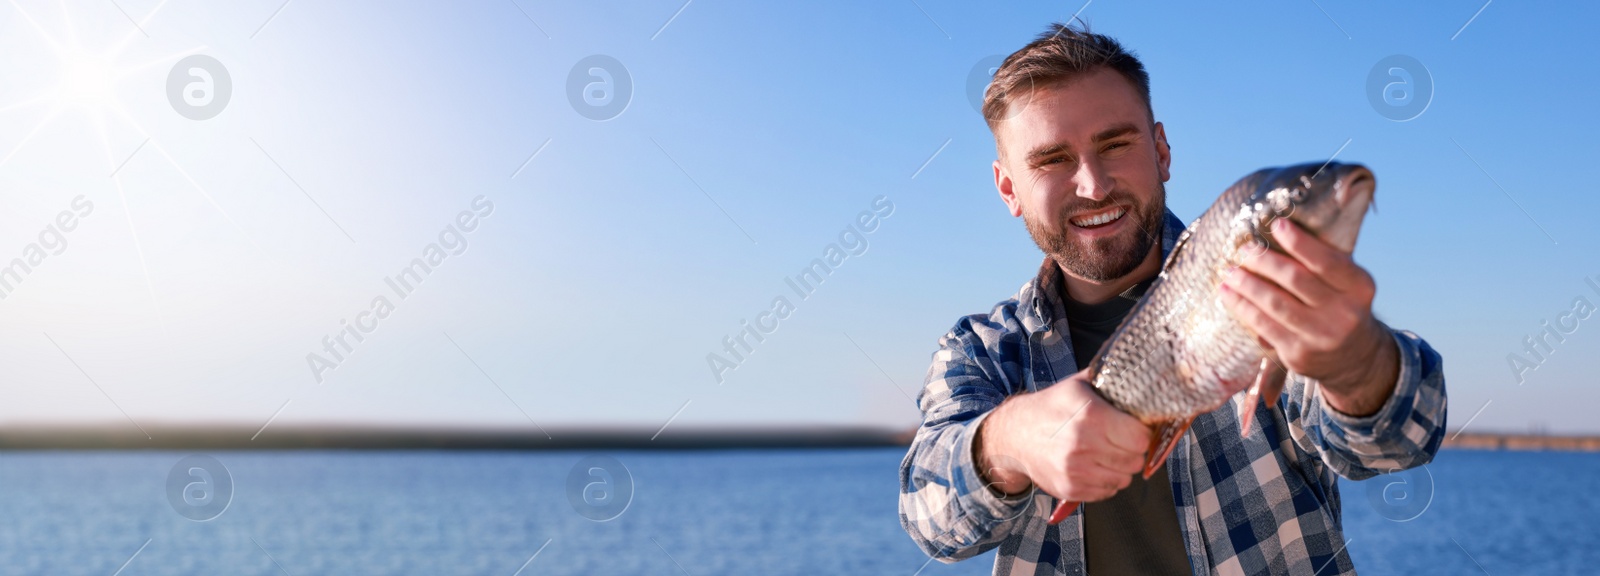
[1,0,1596,436]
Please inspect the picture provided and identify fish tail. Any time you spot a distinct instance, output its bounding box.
[1048,501,1079,525]
[1237,383,1262,437]
[1142,417,1195,479]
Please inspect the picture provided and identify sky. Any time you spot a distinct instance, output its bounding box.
[0,0,1596,438]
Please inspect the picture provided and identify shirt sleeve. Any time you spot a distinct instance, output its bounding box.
[898,320,1033,562]
[1281,328,1449,481]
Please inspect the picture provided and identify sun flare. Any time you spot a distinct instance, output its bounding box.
[57,48,118,107]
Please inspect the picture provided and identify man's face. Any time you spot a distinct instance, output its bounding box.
[992,67,1172,283]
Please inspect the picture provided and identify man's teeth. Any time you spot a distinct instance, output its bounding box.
[1072,207,1126,227]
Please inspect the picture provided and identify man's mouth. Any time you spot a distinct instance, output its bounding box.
[1069,206,1127,229]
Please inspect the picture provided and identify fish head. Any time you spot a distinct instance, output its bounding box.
[1233,162,1376,255]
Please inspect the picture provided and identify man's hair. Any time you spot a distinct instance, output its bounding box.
[982,23,1153,133]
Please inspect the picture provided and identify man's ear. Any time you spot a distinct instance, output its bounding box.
[994,158,1023,217]
[1153,121,1172,183]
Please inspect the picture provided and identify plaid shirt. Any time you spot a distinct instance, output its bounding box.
[898,210,1448,576]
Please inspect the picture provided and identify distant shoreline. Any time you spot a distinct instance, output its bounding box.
[0,425,1593,452]
[1441,432,1600,452]
[0,424,917,451]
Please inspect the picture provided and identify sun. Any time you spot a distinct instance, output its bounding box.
[57,48,119,108]
[0,0,204,169]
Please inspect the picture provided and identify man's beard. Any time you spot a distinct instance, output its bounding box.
[1024,184,1165,283]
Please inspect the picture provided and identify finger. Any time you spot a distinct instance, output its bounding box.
[1097,446,1146,476]
[1054,471,1118,502]
[1080,467,1129,492]
[1223,268,1318,338]
[1238,248,1336,307]
[1099,410,1153,454]
[1220,282,1300,351]
[1073,477,1125,502]
[1089,488,1118,502]
[1076,487,1116,503]
[1272,219,1365,292]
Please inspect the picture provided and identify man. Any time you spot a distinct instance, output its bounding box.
[898,24,1446,576]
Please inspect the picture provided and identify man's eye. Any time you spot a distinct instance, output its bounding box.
[1104,142,1128,152]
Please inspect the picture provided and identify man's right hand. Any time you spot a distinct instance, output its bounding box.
[974,369,1152,503]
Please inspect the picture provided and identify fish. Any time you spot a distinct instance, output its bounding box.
[1047,161,1377,525]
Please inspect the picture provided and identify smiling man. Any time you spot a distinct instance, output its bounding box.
[898,24,1447,576]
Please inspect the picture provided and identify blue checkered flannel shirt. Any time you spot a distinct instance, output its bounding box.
[898,210,1447,575]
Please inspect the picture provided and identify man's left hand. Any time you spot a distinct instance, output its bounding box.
[1219,218,1399,417]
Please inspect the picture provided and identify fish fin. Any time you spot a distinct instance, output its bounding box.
[1048,501,1079,525]
[1142,417,1195,479]
[1238,358,1288,437]
[1236,378,1262,438]
[1261,358,1287,410]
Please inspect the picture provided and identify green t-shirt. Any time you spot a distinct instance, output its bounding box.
[1062,276,1193,576]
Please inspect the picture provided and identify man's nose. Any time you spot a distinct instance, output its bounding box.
[1074,157,1112,202]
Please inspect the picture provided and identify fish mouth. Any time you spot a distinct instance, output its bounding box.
[1335,167,1375,210]
[1317,165,1375,252]
[1069,205,1128,229]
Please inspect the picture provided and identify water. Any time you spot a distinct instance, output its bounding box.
[0,448,1592,575]
[1339,449,1600,575]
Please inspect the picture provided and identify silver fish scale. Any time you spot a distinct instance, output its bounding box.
[1088,165,1322,425]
